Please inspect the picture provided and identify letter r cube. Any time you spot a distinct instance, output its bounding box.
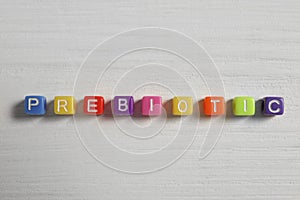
[54,96,76,115]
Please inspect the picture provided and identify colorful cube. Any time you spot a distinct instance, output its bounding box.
[84,96,104,115]
[24,95,47,115]
[54,96,76,115]
[264,97,284,115]
[113,96,134,116]
[172,96,193,116]
[233,96,255,116]
[142,96,162,116]
[204,96,225,116]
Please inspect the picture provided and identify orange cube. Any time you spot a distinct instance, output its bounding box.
[204,96,225,116]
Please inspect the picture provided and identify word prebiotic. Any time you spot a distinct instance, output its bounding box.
[24,95,284,117]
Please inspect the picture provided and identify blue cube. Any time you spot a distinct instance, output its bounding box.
[24,95,47,115]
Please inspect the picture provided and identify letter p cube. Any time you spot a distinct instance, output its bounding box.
[24,95,47,115]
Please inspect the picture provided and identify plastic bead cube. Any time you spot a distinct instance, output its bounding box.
[204,96,225,116]
[113,96,134,116]
[84,96,104,115]
[142,96,162,116]
[264,97,284,116]
[172,96,193,116]
[54,96,76,115]
[233,96,255,116]
[24,95,47,115]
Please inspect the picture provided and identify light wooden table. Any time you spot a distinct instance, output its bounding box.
[0,0,299,199]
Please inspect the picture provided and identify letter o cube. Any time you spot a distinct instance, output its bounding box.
[172,96,193,116]
[113,96,134,116]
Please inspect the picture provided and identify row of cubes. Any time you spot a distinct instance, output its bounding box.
[24,96,284,116]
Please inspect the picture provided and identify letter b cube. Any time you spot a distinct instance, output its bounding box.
[113,96,134,116]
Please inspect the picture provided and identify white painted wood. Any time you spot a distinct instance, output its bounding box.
[0,0,300,199]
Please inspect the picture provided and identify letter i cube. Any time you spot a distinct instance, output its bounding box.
[84,96,104,115]
[24,95,47,115]
[142,96,162,116]
[233,96,255,116]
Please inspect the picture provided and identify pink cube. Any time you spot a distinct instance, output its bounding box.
[142,96,162,116]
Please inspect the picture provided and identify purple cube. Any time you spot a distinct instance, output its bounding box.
[113,96,134,116]
[264,97,284,116]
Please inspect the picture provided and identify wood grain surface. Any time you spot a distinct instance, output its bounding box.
[0,0,300,199]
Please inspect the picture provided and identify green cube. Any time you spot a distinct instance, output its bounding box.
[233,96,255,116]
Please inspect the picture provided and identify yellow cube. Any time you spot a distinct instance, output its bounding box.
[54,96,76,115]
[172,96,193,116]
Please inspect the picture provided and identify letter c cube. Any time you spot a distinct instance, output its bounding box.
[264,97,284,115]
